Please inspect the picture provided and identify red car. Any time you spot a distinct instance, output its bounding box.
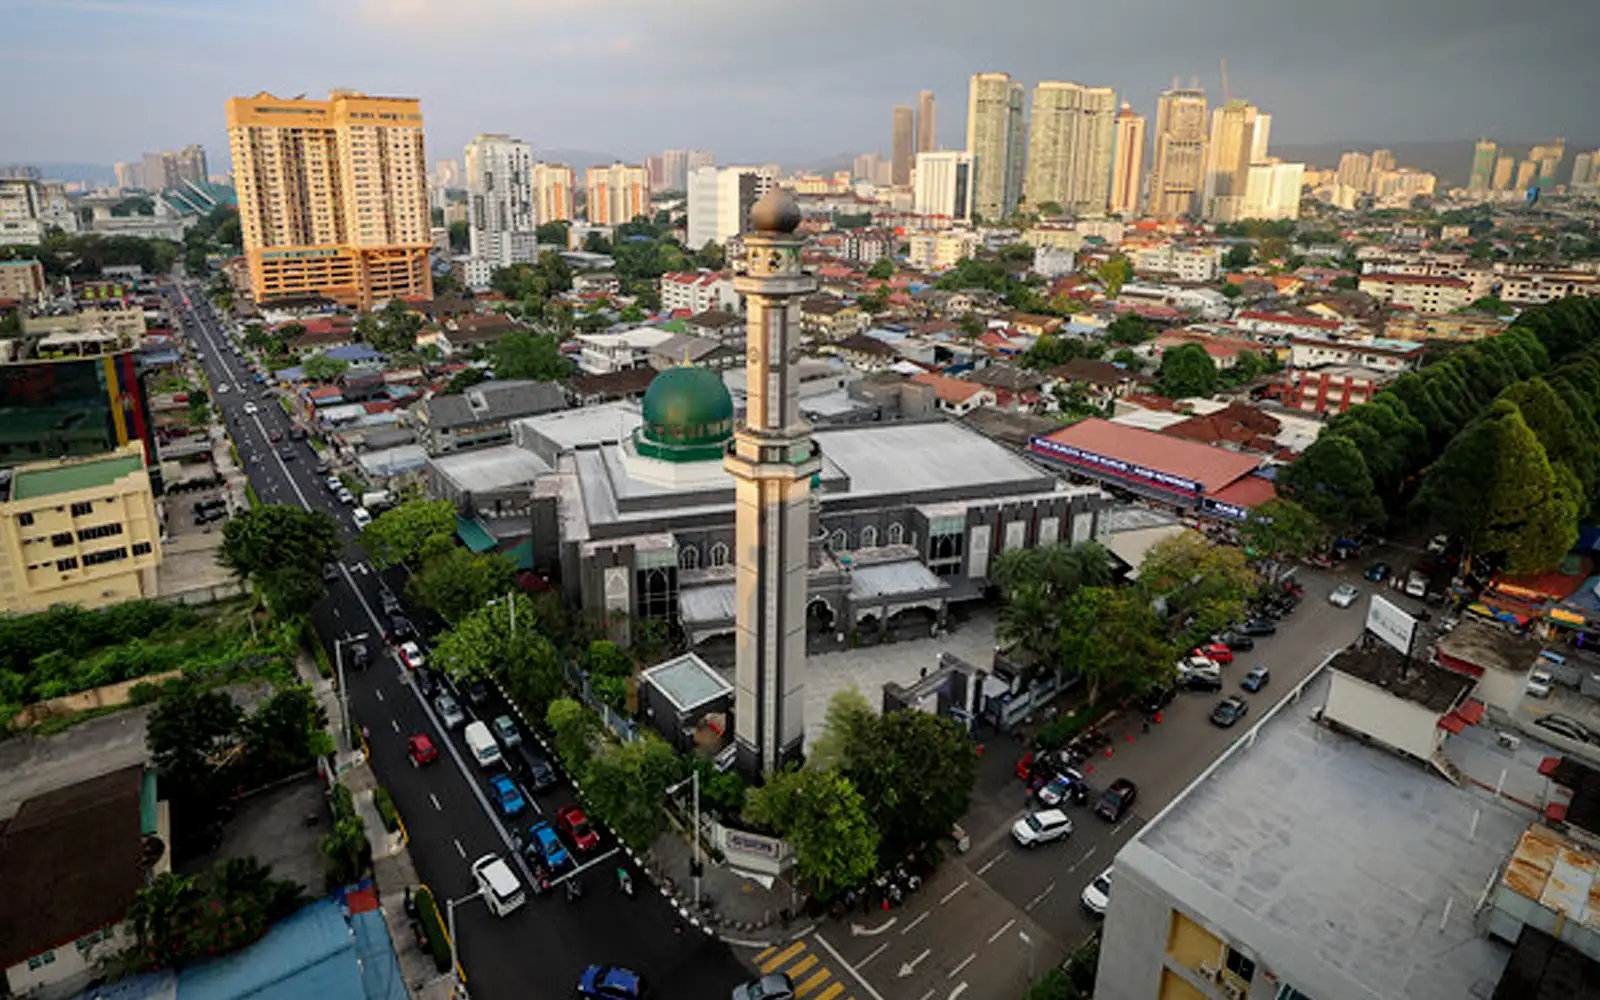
[407,734,438,767]
[1192,643,1234,665]
[557,804,600,853]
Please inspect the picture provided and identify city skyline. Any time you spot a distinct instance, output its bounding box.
[4,0,1595,172]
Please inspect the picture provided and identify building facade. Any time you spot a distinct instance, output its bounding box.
[686,166,778,250]
[1109,104,1146,218]
[0,259,46,302]
[1203,101,1267,221]
[916,90,937,155]
[1025,81,1116,217]
[1148,86,1208,220]
[891,106,915,187]
[531,162,575,224]
[965,72,1026,221]
[1469,139,1498,192]
[464,134,537,272]
[1358,273,1473,313]
[912,151,975,223]
[585,162,650,226]
[0,178,79,246]
[1241,160,1304,221]
[226,90,432,309]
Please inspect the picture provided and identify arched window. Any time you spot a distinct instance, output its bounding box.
[679,545,700,570]
[831,529,849,551]
[886,523,905,545]
[710,542,730,567]
[860,525,878,549]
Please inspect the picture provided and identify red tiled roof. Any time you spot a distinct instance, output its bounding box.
[1236,311,1342,331]
[1037,418,1263,492]
[1208,474,1277,510]
[1361,273,1471,288]
[911,372,989,403]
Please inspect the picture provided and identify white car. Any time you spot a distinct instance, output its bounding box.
[398,641,425,670]
[1526,670,1554,699]
[1012,809,1073,847]
[217,383,230,394]
[243,401,258,415]
[1178,655,1220,675]
[1081,866,1113,916]
[1329,584,1359,608]
[352,507,373,529]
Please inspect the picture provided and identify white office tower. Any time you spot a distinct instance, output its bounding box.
[464,134,536,271]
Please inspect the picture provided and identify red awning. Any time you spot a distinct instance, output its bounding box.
[1457,699,1486,725]
[1540,756,1563,777]
[1438,714,1466,734]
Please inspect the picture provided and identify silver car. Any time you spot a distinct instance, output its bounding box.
[435,693,465,729]
[732,974,793,1000]
[493,714,522,749]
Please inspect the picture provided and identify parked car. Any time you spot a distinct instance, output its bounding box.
[1012,809,1074,847]
[1426,533,1449,555]
[389,615,417,641]
[414,668,439,699]
[529,820,571,870]
[407,734,438,767]
[1329,584,1360,609]
[1534,713,1592,744]
[1404,570,1428,598]
[1036,769,1090,807]
[1192,643,1233,665]
[1365,561,1391,583]
[1526,670,1554,699]
[435,692,465,729]
[325,474,343,491]
[1081,866,1113,917]
[351,507,372,529]
[732,975,793,1000]
[577,966,647,1000]
[380,590,403,615]
[463,678,491,708]
[1180,669,1223,692]
[398,641,425,670]
[267,428,283,442]
[243,401,259,415]
[1095,779,1138,822]
[492,714,522,749]
[1138,683,1177,715]
[1210,695,1250,728]
[1237,618,1277,637]
[277,445,296,462]
[1241,666,1270,692]
[1216,630,1255,651]
[321,562,340,583]
[525,754,559,792]
[337,487,355,506]
[489,774,526,818]
[557,804,601,853]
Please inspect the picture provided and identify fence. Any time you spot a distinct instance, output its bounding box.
[562,658,640,743]
[9,669,185,729]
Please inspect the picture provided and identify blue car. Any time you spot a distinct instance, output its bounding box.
[529,820,570,870]
[489,774,525,818]
[577,965,647,1000]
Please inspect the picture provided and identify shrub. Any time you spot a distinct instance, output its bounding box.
[1034,706,1098,752]
[373,787,399,833]
[412,886,453,973]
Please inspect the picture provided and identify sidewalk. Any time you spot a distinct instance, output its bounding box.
[643,826,809,947]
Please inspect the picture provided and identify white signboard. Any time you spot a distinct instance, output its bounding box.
[1366,594,1418,656]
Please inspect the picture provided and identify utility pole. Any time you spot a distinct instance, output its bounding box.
[446,888,483,986]
[668,770,704,906]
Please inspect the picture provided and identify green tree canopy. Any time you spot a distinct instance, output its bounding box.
[841,710,978,860]
[807,686,875,772]
[431,595,564,718]
[1154,343,1217,398]
[1223,244,1253,269]
[1279,435,1385,532]
[582,736,685,850]
[220,505,340,617]
[694,241,726,270]
[1239,497,1325,567]
[448,219,470,253]
[546,697,598,774]
[239,686,329,785]
[535,221,570,246]
[359,498,456,569]
[300,353,349,382]
[406,548,518,624]
[1136,532,1257,645]
[745,767,878,900]
[1104,313,1152,345]
[866,258,895,280]
[148,681,245,815]
[491,328,574,381]
[1055,585,1177,706]
[1097,256,1131,296]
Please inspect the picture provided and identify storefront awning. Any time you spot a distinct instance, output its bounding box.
[455,516,496,553]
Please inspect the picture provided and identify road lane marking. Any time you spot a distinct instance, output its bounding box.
[917,991,935,1000]
[1113,818,1131,836]
[389,719,400,733]
[901,911,929,935]
[374,688,384,702]
[762,942,806,974]
[858,941,889,970]
[794,969,831,997]
[431,793,443,811]
[948,954,975,979]
[814,932,888,1000]
[986,918,1016,944]
[939,880,968,905]
[974,852,1006,876]
[851,915,898,936]
[756,945,776,962]
[1067,845,1097,873]
[897,948,930,978]
[545,846,621,886]
[787,954,818,978]
[948,983,968,1000]
[812,985,843,1000]
[1025,881,1055,912]
[454,838,466,858]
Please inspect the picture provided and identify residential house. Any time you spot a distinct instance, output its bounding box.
[1048,357,1150,407]
[659,272,740,314]
[573,272,621,295]
[1006,312,1064,338]
[829,333,903,372]
[567,366,658,405]
[799,297,867,341]
[1358,273,1473,314]
[1384,311,1507,342]
[683,309,745,344]
[1233,310,1347,340]
[1499,271,1599,306]
[414,379,566,455]
[1150,332,1263,369]
[1286,334,1423,374]
[909,372,997,416]
[432,313,522,357]
[647,334,744,372]
[964,363,1049,412]
[576,326,677,374]
[339,368,388,402]
[1161,401,1283,454]
[1276,365,1387,414]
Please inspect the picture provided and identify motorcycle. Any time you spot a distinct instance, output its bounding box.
[618,867,634,898]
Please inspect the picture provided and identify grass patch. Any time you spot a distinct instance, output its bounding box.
[30,704,127,737]
[246,483,260,507]
[302,619,334,680]
[413,886,454,973]
[373,787,399,833]
[277,396,294,416]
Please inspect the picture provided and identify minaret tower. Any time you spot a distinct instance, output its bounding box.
[725,187,821,776]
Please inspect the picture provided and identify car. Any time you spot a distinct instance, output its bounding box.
[1095,778,1138,822]
[1081,866,1113,917]
[1012,808,1073,847]
[525,754,559,792]
[321,562,340,583]
[389,615,417,641]
[407,734,438,767]
[414,668,440,699]
[434,692,465,729]
[1192,643,1233,665]
[1036,769,1089,807]
[489,774,526,817]
[1210,695,1250,728]
[268,429,283,442]
[577,966,647,1000]
[278,445,296,461]
[351,507,372,529]
[1534,713,1592,744]
[1237,618,1277,637]
[463,678,491,708]
[1329,584,1360,609]
[529,820,571,870]
[1526,670,1554,699]
[1365,561,1392,583]
[1138,683,1177,715]
[1180,654,1220,673]
[216,382,230,394]
[1217,630,1255,652]
[324,475,343,491]
[339,488,357,506]
[1404,570,1428,598]
[732,974,794,1000]
[398,641,425,670]
[1426,533,1449,555]
[492,714,522,749]
[350,643,372,670]
[1240,666,1270,692]
[1179,667,1222,692]
[380,590,403,615]
[557,804,601,853]
[243,401,258,415]
[288,426,308,441]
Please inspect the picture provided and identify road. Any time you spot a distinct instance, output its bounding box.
[752,565,1376,1000]
[171,288,751,1000]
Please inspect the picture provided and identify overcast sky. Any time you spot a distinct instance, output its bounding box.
[5,0,1596,172]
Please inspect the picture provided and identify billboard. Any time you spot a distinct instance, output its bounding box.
[1366,594,1418,656]
[1029,435,1203,496]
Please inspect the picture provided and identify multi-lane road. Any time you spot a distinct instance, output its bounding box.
[171,286,750,1000]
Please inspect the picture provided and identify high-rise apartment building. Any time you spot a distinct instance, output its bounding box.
[226,90,432,309]
[1492,155,1515,191]
[434,159,463,189]
[1370,149,1396,174]
[1573,151,1599,190]
[531,163,575,224]
[686,165,778,250]
[113,162,138,192]
[916,90,937,154]
[1204,100,1268,221]
[1335,151,1371,193]
[1109,104,1146,218]
[1468,139,1498,192]
[966,72,1026,220]
[852,153,883,182]
[1025,81,1117,216]
[1530,139,1566,185]
[1241,160,1304,221]
[135,145,207,192]
[0,178,79,245]
[584,162,650,225]
[662,149,691,192]
[912,151,974,222]
[1514,159,1539,191]
[1147,85,1207,220]
[463,134,536,272]
[891,106,915,187]
[687,150,716,174]
[645,155,667,192]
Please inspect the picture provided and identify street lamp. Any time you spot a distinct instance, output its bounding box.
[333,632,368,753]
[1019,930,1035,983]
[486,590,518,632]
[667,769,702,906]
[446,888,483,986]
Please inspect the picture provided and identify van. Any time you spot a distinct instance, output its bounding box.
[464,720,502,769]
[1404,571,1428,598]
[470,854,525,917]
[362,490,394,511]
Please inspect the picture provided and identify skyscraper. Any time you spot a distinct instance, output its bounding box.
[1468,140,1498,192]
[1530,140,1566,185]
[644,155,666,191]
[1204,100,1267,221]
[1147,84,1207,220]
[1336,151,1371,193]
[464,134,536,270]
[686,165,777,250]
[852,152,884,182]
[113,162,139,192]
[687,150,716,174]
[891,106,915,187]
[966,72,1026,220]
[584,162,650,225]
[913,151,974,222]
[1515,159,1539,190]
[1024,81,1117,216]
[1370,149,1396,174]
[226,90,431,308]
[1572,151,1599,190]
[1492,155,1515,191]
[531,163,575,224]
[724,187,820,777]
[662,149,691,191]
[1109,104,1146,217]
[916,90,937,154]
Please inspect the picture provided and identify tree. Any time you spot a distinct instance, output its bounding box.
[546,698,598,774]
[360,298,423,354]
[1055,586,1176,706]
[432,596,565,718]
[744,768,878,900]
[148,682,244,816]
[807,687,875,771]
[1104,313,1151,345]
[991,543,1115,670]
[1279,435,1385,532]
[842,710,977,860]
[359,498,456,569]
[1136,532,1257,645]
[240,686,328,784]
[1331,274,1359,290]
[1223,244,1253,269]
[695,241,726,270]
[126,872,204,968]
[1036,200,1064,218]
[448,219,470,253]
[535,221,570,246]
[581,638,634,711]
[582,736,684,850]
[1500,378,1597,502]
[584,232,613,254]
[1155,343,1217,398]
[999,581,1059,665]
[1096,256,1131,296]
[1111,347,1144,372]
[491,328,574,381]
[1220,282,1242,299]
[300,353,348,382]
[1239,497,1325,567]
[220,505,340,617]
[406,548,518,624]
[867,258,895,280]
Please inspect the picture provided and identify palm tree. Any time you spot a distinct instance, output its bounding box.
[127,872,202,965]
[998,581,1058,667]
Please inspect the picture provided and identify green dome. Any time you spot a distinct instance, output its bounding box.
[635,366,735,462]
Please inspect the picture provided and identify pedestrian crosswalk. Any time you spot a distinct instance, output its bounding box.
[754,941,852,1000]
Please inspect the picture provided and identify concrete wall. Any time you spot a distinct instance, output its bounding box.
[9,670,183,729]
[1324,671,1444,761]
